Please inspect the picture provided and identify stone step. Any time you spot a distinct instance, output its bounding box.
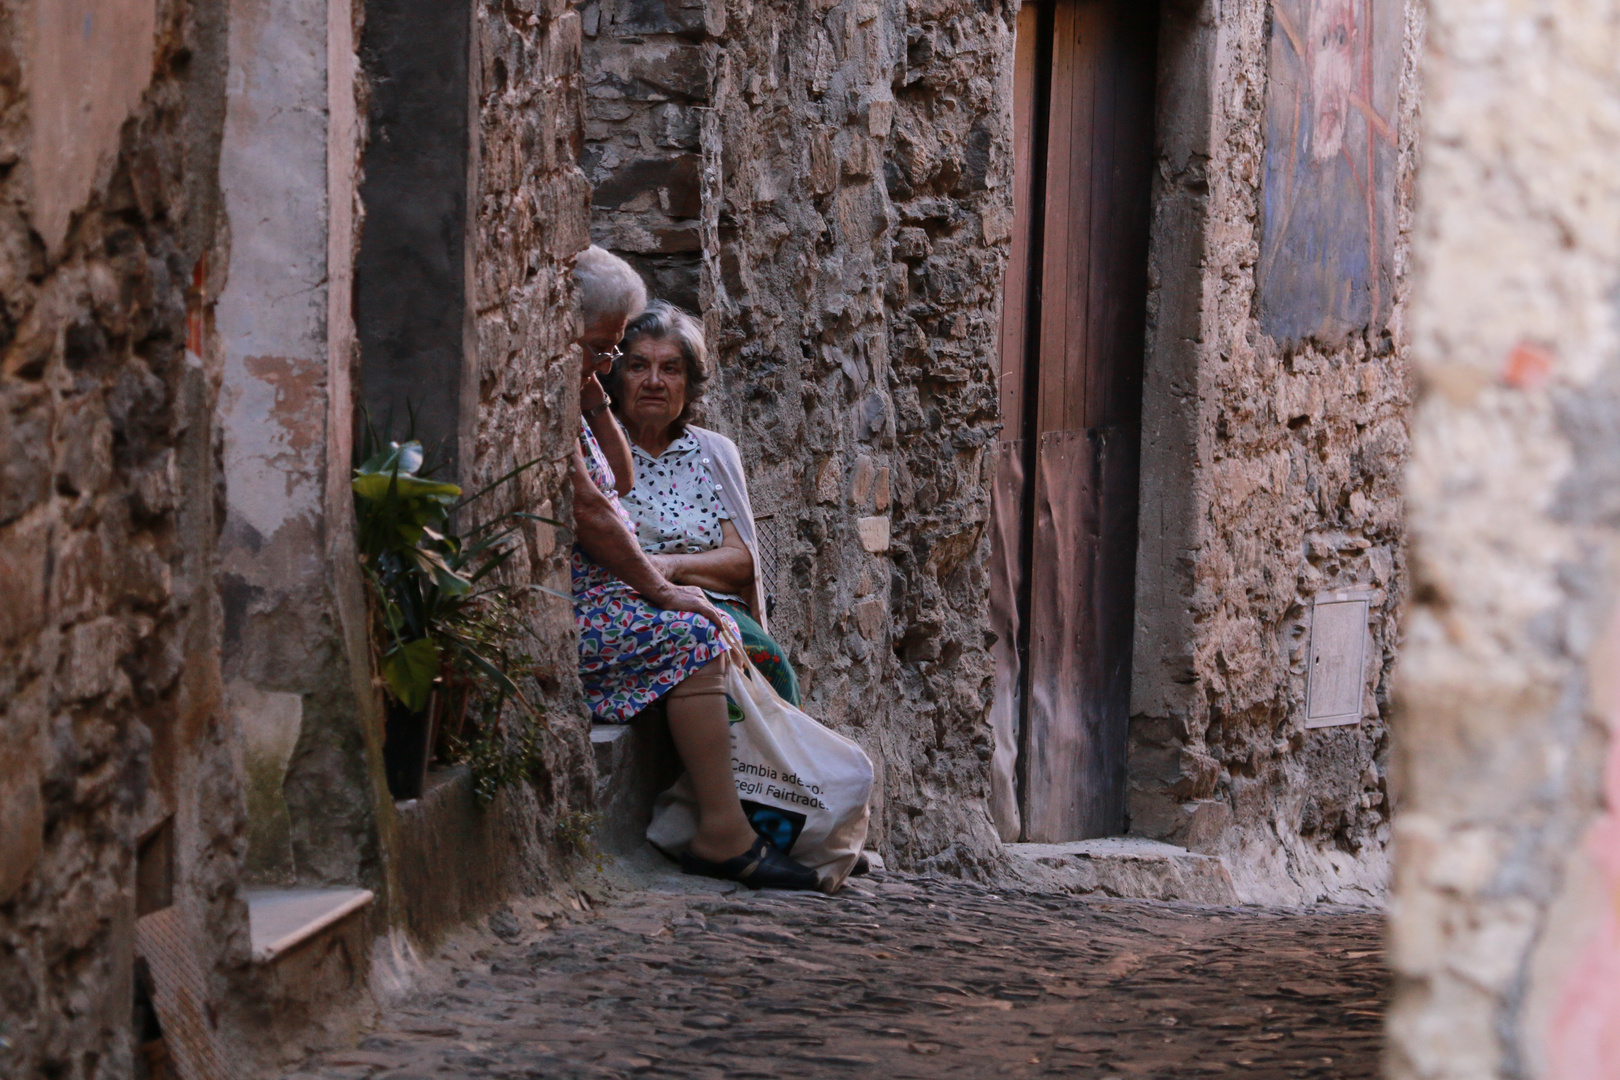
[1005,837,1239,904]
[591,713,681,857]
[245,887,374,963]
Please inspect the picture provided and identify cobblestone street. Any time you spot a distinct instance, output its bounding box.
[296,864,1386,1080]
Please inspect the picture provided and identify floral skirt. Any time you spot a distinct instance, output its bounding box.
[714,599,801,706]
[574,575,737,723]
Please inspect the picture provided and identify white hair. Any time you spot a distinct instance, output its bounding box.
[573,245,648,329]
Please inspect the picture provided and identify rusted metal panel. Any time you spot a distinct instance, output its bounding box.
[987,440,1028,842]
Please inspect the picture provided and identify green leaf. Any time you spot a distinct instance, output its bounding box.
[352,472,462,504]
[381,637,440,713]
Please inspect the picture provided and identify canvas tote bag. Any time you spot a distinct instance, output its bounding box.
[646,652,875,893]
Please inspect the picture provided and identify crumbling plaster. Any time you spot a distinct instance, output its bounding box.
[218,0,383,894]
[1388,2,1620,1076]
[1127,0,1423,905]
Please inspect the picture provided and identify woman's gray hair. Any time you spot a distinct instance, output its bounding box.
[574,245,648,329]
[608,300,710,437]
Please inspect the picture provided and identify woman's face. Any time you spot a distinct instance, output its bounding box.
[618,337,687,438]
[580,314,629,385]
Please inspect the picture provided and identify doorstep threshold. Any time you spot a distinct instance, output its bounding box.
[245,887,374,963]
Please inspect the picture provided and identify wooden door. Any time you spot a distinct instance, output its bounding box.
[990,0,1157,843]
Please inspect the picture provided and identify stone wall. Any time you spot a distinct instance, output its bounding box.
[0,0,237,1074]
[1388,3,1620,1077]
[584,0,1424,893]
[585,0,1014,872]
[466,0,596,875]
[1127,0,1423,904]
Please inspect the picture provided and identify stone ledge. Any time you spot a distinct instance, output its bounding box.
[1005,837,1239,904]
[246,887,374,963]
[393,764,545,946]
[592,713,681,857]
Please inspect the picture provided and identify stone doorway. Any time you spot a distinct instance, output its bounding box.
[988,0,1159,844]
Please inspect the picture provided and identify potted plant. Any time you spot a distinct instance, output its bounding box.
[352,434,552,801]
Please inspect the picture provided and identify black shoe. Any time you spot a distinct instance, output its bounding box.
[851,854,871,876]
[681,836,820,891]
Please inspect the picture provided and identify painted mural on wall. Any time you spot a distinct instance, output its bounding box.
[1259,0,1400,343]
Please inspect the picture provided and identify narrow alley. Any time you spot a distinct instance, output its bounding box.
[6,0,1620,1076]
[296,866,1383,1080]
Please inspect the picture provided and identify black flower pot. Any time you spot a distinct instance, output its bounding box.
[383,697,437,800]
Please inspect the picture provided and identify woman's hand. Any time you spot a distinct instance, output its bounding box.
[646,580,730,634]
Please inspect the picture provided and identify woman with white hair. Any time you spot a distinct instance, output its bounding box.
[567,247,818,890]
[605,300,801,707]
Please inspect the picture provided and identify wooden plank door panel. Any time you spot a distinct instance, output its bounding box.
[998,1,1043,435]
[1017,0,1156,841]
[987,439,1028,841]
[1021,429,1100,841]
[1036,0,1101,438]
[987,4,1045,844]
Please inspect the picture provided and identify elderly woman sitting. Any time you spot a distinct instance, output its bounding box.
[604,301,801,706]
[568,247,816,890]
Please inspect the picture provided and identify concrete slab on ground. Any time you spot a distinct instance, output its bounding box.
[1006,836,1240,904]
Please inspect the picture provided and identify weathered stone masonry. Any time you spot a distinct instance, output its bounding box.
[0,0,236,1074]
[583,0,1014,872]
[586,0,1424,899]
[1127,0,1423,904]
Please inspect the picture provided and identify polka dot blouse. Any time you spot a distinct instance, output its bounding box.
[622,431,733,558]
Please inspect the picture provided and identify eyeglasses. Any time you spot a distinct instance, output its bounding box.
[587,344,623,364]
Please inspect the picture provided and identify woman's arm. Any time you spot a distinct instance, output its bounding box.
[582,374,635,497]
[649,520,755,597]
[571,448,729,629]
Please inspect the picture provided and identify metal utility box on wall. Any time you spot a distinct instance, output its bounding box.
[1306,590,1372,728]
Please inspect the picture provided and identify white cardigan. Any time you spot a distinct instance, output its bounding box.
[687,425,770,633]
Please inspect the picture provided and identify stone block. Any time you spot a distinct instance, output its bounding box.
[850,455,877,506]
[815,458,841,505]
[592,713,681,856]
[608,0,706,39]
[0,518,49,647]
[1006,838,1240,904]
[592,155,702,216]
[857,515,890,553]
[0,710,43,903]
[60,616,129,701]
[852,596,886,640]
[0,388,52,526]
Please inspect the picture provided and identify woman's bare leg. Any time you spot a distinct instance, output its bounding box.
[665,659,756,862]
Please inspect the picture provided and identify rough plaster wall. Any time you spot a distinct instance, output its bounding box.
[671,0,1011,872]
[1128,0,1422,905]
[218,0,381,891]
[468,0,596,877]
[0,0,240,1074]
[1388,4,1620,1077]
